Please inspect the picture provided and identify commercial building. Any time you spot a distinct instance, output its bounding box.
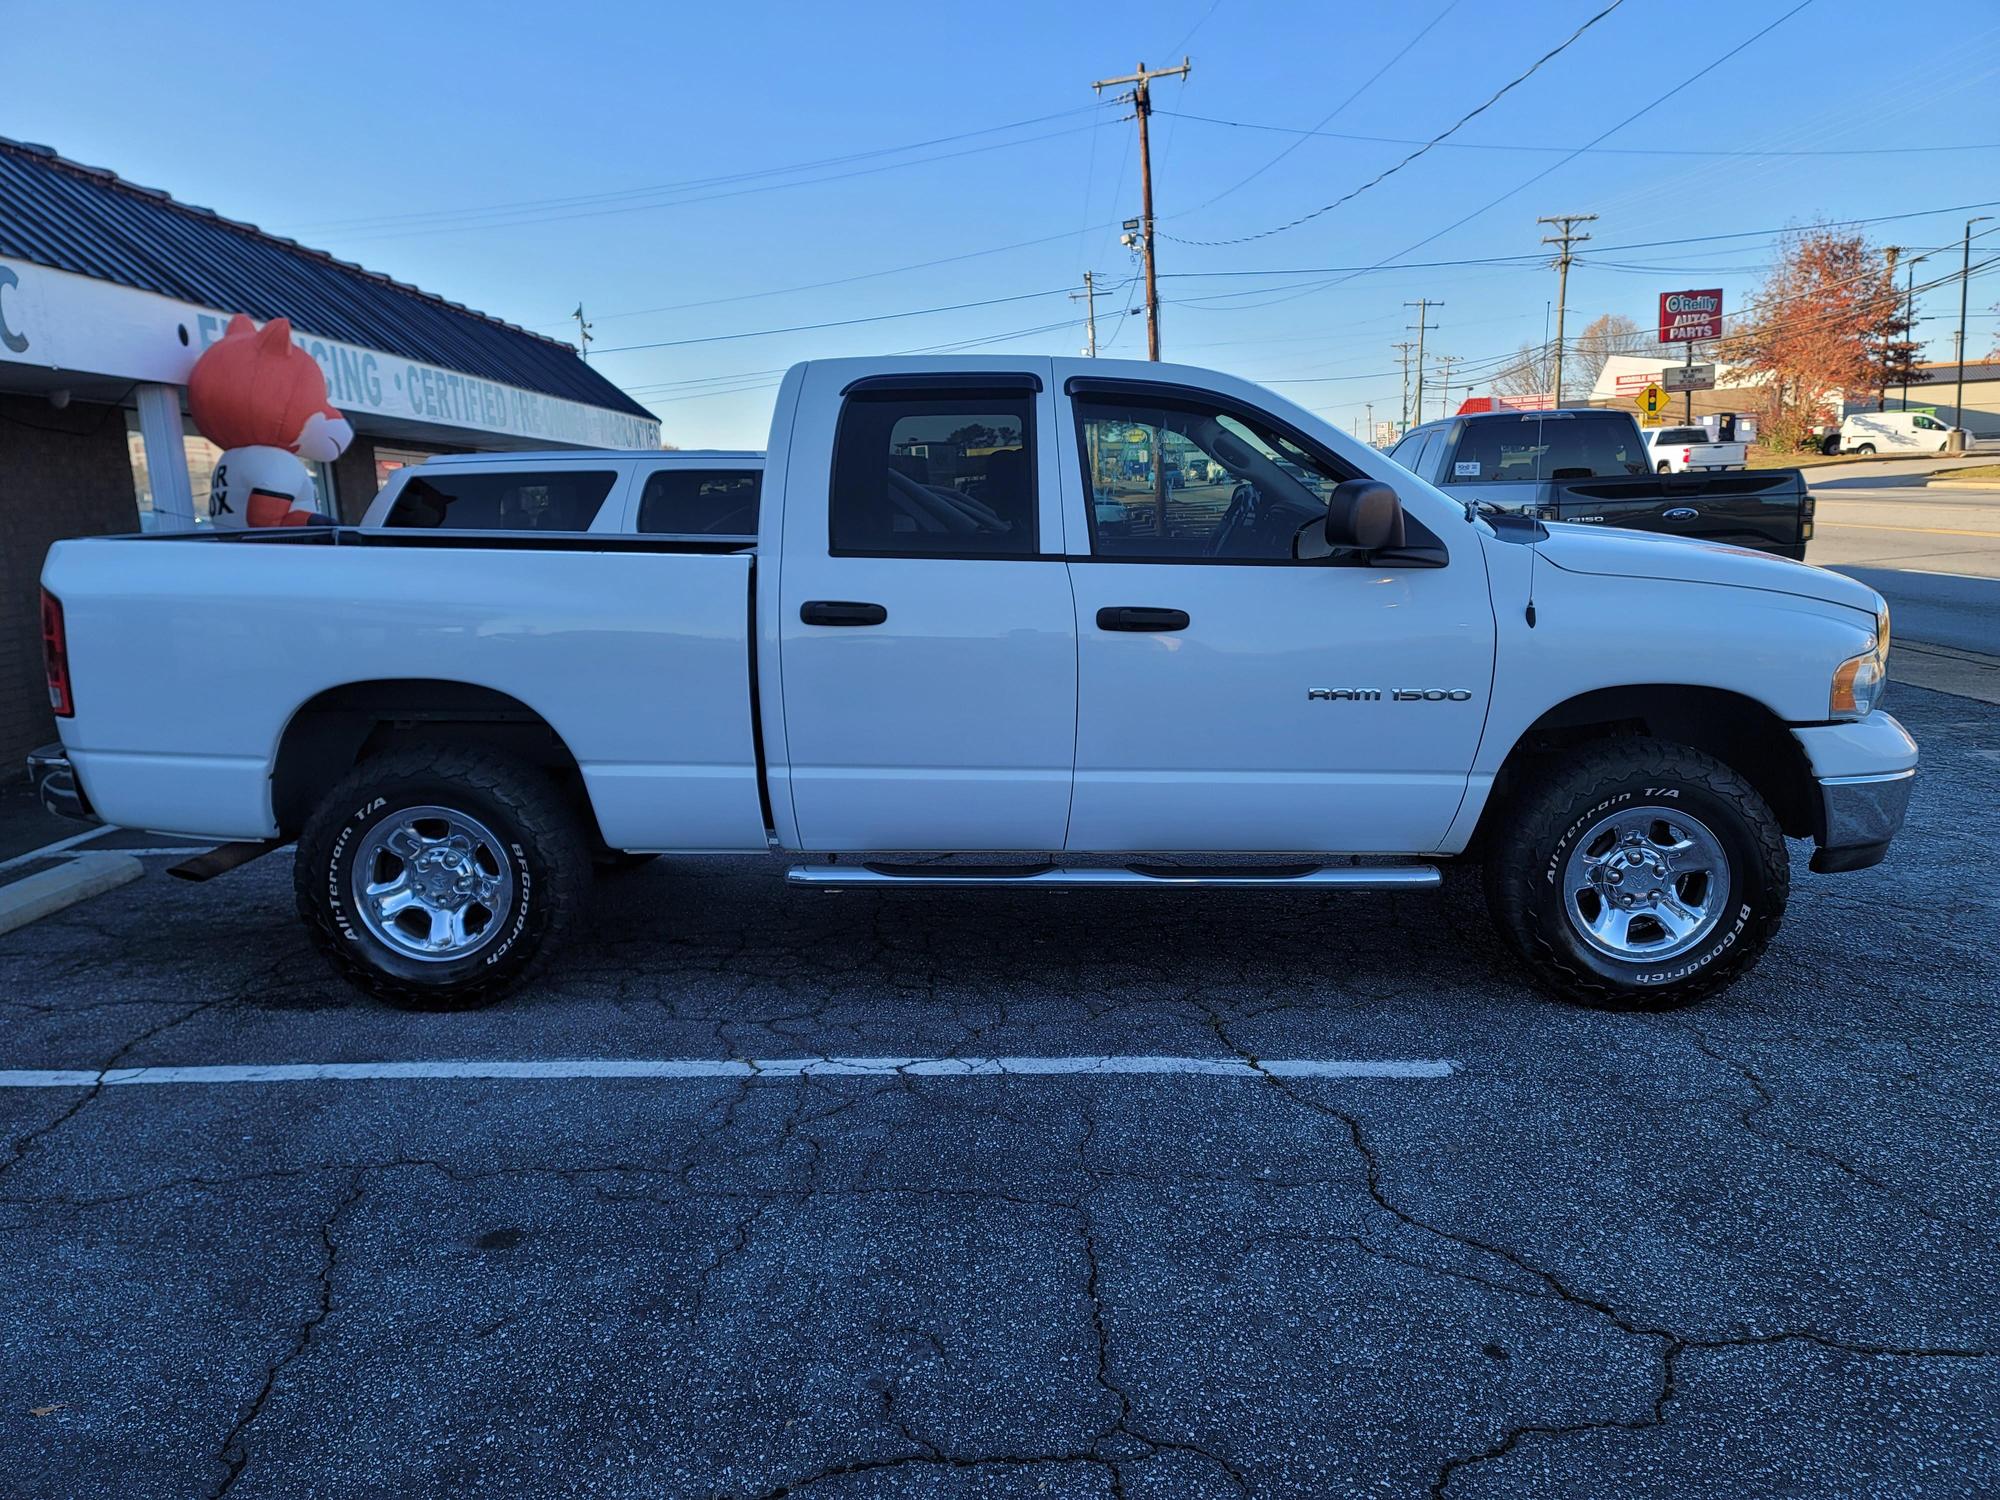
[1882,359,2000,436]
[0,136,658,762]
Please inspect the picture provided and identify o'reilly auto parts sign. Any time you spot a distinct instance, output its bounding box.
[1659,288,1723,343]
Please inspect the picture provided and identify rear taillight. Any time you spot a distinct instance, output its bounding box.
[1681,449,1692,464]
[41,588,73,717]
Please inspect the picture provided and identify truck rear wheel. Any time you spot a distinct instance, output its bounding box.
[1483,738,1789,1010]
[294,743,590,1010]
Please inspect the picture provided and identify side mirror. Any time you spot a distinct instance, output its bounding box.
[1325,479,1405,552]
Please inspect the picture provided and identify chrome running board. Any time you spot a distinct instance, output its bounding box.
[786,862,1440,890]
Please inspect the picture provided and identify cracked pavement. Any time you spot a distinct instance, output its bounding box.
[0,683,1994,1498]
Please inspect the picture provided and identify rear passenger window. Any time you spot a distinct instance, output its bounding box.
[636,469,761,537]
[384,471,617,530]
[829,389,1037,557]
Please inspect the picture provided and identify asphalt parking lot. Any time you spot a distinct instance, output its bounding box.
[1,681,1995,1500]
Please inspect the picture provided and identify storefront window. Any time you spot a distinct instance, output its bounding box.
[374,446,435,492]
[125,410,335,529]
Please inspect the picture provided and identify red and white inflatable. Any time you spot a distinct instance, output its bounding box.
[186,314,354,527]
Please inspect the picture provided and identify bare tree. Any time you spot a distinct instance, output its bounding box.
[1490,341,1557,400]
[1569,313,1648,398]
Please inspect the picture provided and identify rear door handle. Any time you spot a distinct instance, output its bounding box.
[1096,606,1189,632]
[800,600,887,627]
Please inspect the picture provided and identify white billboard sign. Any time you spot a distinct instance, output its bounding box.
[0,257,659,450]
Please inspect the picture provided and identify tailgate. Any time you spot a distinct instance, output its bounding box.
[1542,471,1809,554]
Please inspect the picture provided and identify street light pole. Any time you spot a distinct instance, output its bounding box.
[1952,216,1993,444]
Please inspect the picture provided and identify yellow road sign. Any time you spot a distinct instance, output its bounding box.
[1634,382,1670,418]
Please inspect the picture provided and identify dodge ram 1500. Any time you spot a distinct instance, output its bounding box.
[33,356,1915,1011]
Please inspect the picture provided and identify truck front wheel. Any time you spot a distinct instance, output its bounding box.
[294,743,590,1009]
[1483,739,1789,1009]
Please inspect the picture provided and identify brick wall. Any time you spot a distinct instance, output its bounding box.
[0,395,139,764]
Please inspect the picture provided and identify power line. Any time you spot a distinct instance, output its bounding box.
[589,287,1079,356]
[1188,0,1817,316]
[1170,0,1463,218]
[1162,0,1628,248]
[316,119,1117,243]
[1154,108,2000,158]
[291,106,1112,235]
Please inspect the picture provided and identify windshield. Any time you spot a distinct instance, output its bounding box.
[1444,413,1650,482]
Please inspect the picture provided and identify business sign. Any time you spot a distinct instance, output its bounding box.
[1659,288,1723,343]
[1661,363,1717,393]
[0,257,660,449]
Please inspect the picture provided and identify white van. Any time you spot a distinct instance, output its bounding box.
[361,449,764,538]
[1837,411,1952,455]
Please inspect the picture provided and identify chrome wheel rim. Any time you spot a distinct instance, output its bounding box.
[350,805,514,963]
[1561,804,1731,964]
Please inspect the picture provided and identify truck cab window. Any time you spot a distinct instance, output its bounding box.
[385,470,617,530]
[1446,414,1647,483]
[637,469,761,537]
[829,391,1037,556]
[1075,393,1343,560]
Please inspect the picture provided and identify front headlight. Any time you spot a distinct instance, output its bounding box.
[1830,605,1890,719]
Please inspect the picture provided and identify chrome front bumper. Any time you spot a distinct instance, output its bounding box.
[25,744,96,824]
[1810,770,1913,873]
[1791,714,1918,874]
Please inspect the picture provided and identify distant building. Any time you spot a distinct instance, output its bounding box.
[1881,359,2000,435]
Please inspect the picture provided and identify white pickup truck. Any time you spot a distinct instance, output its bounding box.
[1641,424,1748,474]
[33,356,1916,1012]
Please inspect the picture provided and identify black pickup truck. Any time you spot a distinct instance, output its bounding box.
[1386,408,1812,559]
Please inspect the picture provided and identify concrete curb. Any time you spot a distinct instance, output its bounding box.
[0,854,144,937]
[1924,477,2000,491]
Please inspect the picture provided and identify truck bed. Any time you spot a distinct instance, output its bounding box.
[41,529,769,850]
[1537,469,1811,557]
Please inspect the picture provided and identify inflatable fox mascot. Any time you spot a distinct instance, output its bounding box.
[186,314,354,527]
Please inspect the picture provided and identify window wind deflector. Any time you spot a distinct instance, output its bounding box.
[841,372,1042,395]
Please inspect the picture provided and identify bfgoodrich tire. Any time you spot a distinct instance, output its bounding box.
[1483,738,1789,1010]
[294,743,590,1010]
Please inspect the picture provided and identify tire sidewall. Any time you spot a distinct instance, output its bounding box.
[1528,769,1776,997]
[313,781,544,993]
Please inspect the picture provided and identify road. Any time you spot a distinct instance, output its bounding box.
[1802,458,2000,657]
[1,683,1994,1499]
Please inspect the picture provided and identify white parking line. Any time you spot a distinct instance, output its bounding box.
[0,827,110,875]
[0,1055,1457,1089]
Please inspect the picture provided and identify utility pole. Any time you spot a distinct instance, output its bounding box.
[1538,213,1596,407]
[572,303,594,362]
[1094,57,1191,361]
[1901,251,1930,410]
[1404,302,1439,424]
[1434,355,1463,422]
[1952,215,1993,446]
[1390,340,1417,434]
[1070,271,1099,357]
[1364,401,1375,446]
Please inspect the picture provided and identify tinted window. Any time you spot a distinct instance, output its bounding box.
[1387,431,1426,470]
[830,391,1036,556]
[1075,391,1345,561]
[637,468,761,536]
[384,470,617,530]
[1444,414,1647,483]
[1411,429,1442,477]
[1656,428,1707,443]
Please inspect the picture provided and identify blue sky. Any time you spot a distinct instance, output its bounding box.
[10,0,1999,446]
